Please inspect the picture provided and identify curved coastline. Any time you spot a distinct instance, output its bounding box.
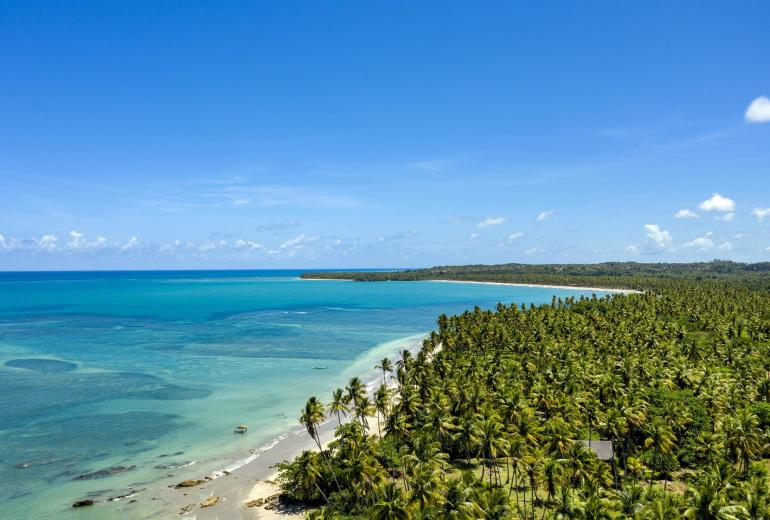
[132,333,429,519]
[301,276,642,294]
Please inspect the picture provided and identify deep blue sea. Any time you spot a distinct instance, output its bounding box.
[0,270,605,518]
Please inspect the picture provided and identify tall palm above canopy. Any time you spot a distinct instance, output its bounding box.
[300,396,326,451]
[329,388,350,426]
[375,357,393,384]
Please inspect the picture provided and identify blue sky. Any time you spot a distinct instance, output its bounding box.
[1,1,769,270]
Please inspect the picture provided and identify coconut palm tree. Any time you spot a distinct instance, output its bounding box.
[372,482,411,520]
[376,357,394,385]
[329,388,350,426]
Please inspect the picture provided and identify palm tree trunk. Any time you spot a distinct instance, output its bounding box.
[314,483,332,508]
[313,433,342,493]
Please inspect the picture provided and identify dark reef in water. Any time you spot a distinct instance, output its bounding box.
[5,358,77,373]
[74,465,136,480]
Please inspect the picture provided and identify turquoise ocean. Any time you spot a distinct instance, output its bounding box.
[0,270,605,518]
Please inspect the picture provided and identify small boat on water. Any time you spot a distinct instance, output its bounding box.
[312,366,328,370]
[233,425,248,434]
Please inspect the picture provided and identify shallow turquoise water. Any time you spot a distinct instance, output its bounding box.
[0,270,604,518]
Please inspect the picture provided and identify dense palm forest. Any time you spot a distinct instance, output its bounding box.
[278,267,770,519]
[301,261,770,292]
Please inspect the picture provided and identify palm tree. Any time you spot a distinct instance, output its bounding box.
[643,419,676,488]
[346,377,367,406]
[641,493,684,519]
[329,388,350,426]
[479,416,507,486]
[300,397,341,492]
[300,396,327,453]
[441,476,483,519]
[723,409,761,475]
[408,465,444,511]
[475,487,511,520]
[375,357,394,384]
[372,482,411,520]
[374,385,390,438]
[683,476,749,519]
[615,482,645,518]
[290,450,332,507]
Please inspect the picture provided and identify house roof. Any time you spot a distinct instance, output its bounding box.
[580,440,614,461]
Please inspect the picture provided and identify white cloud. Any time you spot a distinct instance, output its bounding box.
[684,237,714,250]
[751,207,770,222]
[745,96,770,123]
[235,239,264,251]
[159,240,181,253]
[537,210,554,221]
[625,245,639,254]
[198,240,227,252]
[280,234,319,256]
[508,232,524,241]
[644,224,673,249]
[716,212,735,222]
[477,216,505,228]
[36,234,58,251]
[674,209,699,219]
[699,193,735,212]
[0,234,6,250]
[468,233,478,240]
[66,231,107,250]
[232,198,250,206]
[717,242,733,252]
[120,237,139,252]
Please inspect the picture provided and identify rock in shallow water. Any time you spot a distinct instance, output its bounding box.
[72,499,94,508]
[175,479,205,488]
[200,496,220,508]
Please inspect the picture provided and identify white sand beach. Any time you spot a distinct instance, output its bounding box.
[427,279,643,294]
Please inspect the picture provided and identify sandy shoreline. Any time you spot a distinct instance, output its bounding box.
[427,279,642,294]
[155,335,427,520]
[301,276,641,294]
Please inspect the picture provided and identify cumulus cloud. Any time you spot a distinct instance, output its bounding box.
[280,234,319,256]
[508,232,524,241]
[745,96,770,123]
[751,207,770,222]
[477,216,505,228]
[0,234,6,250]
[66,231,107,250]
[699,193,735,212]
[717,242,733,252]
[537,210,554,221]
[644,224,673,249]
[468,233,478,240]
[683,232,715,250]
[625,245,639,254]
[36,234,58,251]
[160,240,182,253]
[715,212,735,222]
[198,240,227,252]
[120,237,139,252]
[235,239,264,251]
[674,209,699,219]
